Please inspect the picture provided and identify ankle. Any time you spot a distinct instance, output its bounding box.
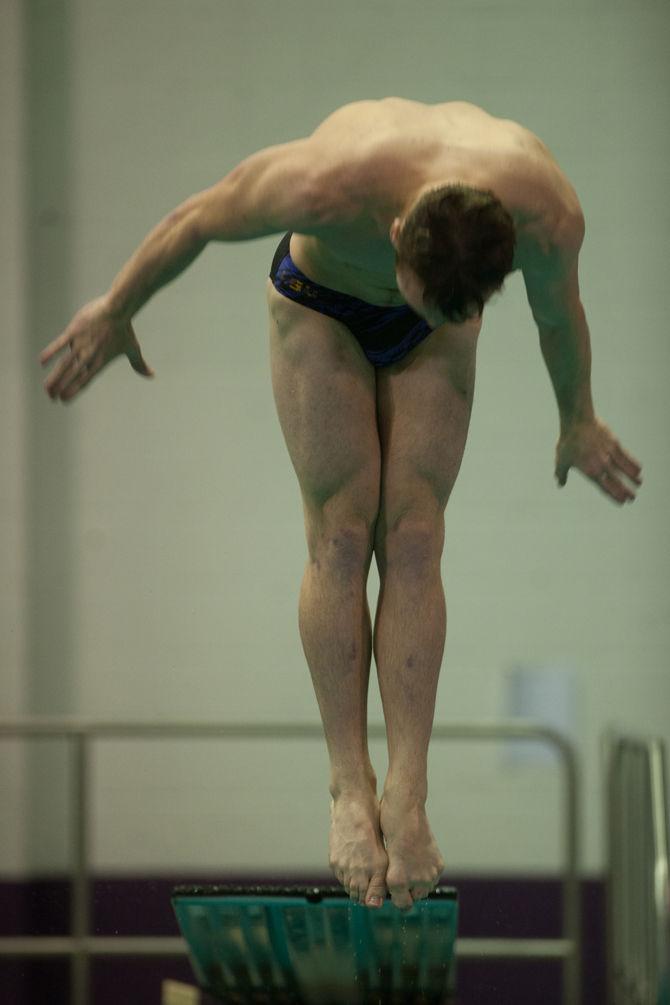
[329,767,378,801]
[382,773,427,807]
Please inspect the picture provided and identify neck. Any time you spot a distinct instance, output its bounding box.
[401,176,485,219]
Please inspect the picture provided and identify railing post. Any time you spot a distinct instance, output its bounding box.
[606,735,670,1005]
[562,738,581,1005]
[70,729,89,1005]
[604,737,619,1005]
[650,741,670,1001]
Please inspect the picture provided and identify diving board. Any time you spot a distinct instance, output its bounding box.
[172,883,458,1004]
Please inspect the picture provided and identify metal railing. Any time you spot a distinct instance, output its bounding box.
[606,734,670,1005]
[0,718,581,1005]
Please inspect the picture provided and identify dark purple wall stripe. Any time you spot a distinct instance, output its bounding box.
[0,873,606,1005]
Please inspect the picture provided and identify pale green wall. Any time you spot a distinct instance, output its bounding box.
[1,0,28,872]
[3,0,669,877]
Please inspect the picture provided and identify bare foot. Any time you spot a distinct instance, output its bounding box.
[328,788,388,908]
[379,789,445,911]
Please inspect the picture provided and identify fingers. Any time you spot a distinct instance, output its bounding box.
[40,325,94,401]
[557,456,638,505]
[130,356,154,378]
[40,329,78,398]
[58,359,98,402]
[555,424,643,504]
[595,468,636,505]
[596,443,642,504]
[43,346,97,402]
[127,342,155,378]
[39,329,73,366]
[555,459,569,487]
[43,349,82,400]
[611,442,643,486]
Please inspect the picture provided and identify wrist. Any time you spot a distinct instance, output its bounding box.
[559,398,595,435]
[102,288,134,325]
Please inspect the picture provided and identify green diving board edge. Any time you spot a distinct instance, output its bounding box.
[172,882,458,902]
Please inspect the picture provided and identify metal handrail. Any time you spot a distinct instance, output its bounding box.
[0,717,581,1005]
[605,734,670,1005]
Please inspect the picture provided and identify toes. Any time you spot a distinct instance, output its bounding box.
[410,868,443,903]
[388,873,441,911]
[338,869,388,908]
[387,882,413,911]
[415,871,441,899]
[345,872,369,905]
[410,885,431,903]
[350,881,365,905]
[341,877,357,903]
[364,871,388,909]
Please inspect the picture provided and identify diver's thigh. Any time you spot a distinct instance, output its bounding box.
[267,281,381,521]
[375,324,477,527]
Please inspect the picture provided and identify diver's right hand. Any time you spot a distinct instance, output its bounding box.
[40,296,154,403]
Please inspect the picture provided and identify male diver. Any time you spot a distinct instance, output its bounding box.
[41,97,642,912]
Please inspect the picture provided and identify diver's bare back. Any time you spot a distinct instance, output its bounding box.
[292,97,581,305]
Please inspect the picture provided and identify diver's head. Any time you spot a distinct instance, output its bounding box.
[391,184,516,325]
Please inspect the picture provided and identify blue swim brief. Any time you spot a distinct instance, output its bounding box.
[269,232,433,367]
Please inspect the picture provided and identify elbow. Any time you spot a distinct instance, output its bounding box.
[534,297,586,333]
[165,196,209,248]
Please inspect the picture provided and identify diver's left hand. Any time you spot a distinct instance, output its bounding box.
[555,417,643,504]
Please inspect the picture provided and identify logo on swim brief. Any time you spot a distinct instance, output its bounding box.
[278,269,319,299]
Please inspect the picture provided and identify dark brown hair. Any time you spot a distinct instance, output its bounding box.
[396,184,516,321]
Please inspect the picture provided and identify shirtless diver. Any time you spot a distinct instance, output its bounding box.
[41,97,642,912]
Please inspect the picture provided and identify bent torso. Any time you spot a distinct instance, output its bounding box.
[291,97,581,305]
